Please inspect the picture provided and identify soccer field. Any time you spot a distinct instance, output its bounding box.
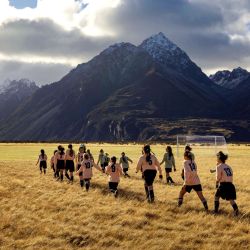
[0,143,249,250]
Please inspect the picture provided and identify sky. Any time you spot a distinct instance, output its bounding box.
[0,0,250,85]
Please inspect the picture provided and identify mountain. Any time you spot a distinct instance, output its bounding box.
[0,33,248,142]
[210,67,250,89]
[0,79,39,121]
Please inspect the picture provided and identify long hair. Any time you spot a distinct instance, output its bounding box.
[217,151,228,163]
[41,149,45,159]
[68,144,73,157]
[166,146,173,160]
[184,151,192,162]
[144,145,151,163]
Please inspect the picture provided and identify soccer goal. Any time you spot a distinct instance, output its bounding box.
[176,135,228,157]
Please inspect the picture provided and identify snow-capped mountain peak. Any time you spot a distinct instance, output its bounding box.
[210,67,250,89]
[101,42,137,55]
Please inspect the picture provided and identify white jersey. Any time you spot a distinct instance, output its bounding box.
[183,160,200,185]
[216,163,233,183]
[39,154,47,162]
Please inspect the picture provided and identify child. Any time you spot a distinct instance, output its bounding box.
[36,149,47,174]
[178,151,208,210]
[50,150,58,178]
[87,149,94,161]
[97,149,106,173]
[76,145,85,186]
[160,146,176,184]
[65,144,75,184]
[119,152,133,177]
[76,153,102,191]
[54,145,66,181]
[136,145,163,203]
[105,156,123,197]
[185,145,195,160]
[214,151,239,216]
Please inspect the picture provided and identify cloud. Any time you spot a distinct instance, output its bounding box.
[0,60,72,85]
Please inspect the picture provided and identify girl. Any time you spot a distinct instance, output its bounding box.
[76,145,86,186]
[87,149,94,161]
[105,156,123,197]
[97,149,106,173]
[160,146,176,184]
[76,153,102,191]
[119,152,133,177]
[36,149,47,174]
[178,151,208,210]
[185,145,195,160]
[54,145,66,181]
[214,151,239,216]
[50,150,58,178]
[136,145,163,203]
[65,144,75,184]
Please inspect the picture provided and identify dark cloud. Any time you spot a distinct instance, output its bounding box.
[0,60,72,85]
[0,19,112,60]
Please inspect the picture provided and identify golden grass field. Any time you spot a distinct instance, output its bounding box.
[0,143,250,250]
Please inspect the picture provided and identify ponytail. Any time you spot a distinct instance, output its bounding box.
[144,145,151,163]
[68,144,73,157]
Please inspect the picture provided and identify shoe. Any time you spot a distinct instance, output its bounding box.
[114,190,118,198]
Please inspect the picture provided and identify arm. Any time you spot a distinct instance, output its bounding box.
[160,153,166,165]
[119,165,123,175]
[127,157,133,164]
[216,167,222,188]
[181,169,184,180]
[97,155,100,165]
[155,158,163,177]
[76,165,83,175]
[136,158,142,173]
[172,156,176,171]
[119,158,122,164]
[93,162,102,172]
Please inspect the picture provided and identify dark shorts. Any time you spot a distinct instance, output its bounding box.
[165,168,172,173]
[77,164,83,176]
[66,160,75,172]
[215,182,236,200]
[184,184,202,193]
[109,182,118,190]
[57,160,65,170]
[123,168,128,173]
[40,161,47,169]
[143,170,157,186]
[101,164,105,171]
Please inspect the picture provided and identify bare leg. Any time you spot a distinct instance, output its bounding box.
[196,191,208,210]
[178,186,186,206]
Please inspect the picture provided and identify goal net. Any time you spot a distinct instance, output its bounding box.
[176,135,228,157]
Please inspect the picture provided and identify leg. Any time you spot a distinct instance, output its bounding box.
[229,200,239,216]
[144,184,149,199]
[196,191,208,210]
[70,171,74,183]
[40,165,42,174]
[85,179,90,191]
[148,185,155,203]
[80,176,84,188]
[178,186,186,206]
[43,168,46,174]
[60,169,64,181]
[165,171,170,183]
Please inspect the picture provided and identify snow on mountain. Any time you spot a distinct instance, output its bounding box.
[139,32,190,69]
[210,67,250,89]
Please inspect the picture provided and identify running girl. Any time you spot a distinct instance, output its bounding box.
[214,151,239,216]
[76,145,86,186]
[50,150,58,178]
[119,152,133,177]
[36,149,47,174]
[54,146,66,181]
[97,149,106,173]
[160,146,176,184]
[178,151,208,210]
[136,145,163,203]
[105,156,123,197]
[65,144,75,184]
[76,153,102,191]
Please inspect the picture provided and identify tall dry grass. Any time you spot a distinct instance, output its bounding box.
[0,143,249,250]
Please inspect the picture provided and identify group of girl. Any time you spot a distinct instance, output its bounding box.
[36,144,239,215]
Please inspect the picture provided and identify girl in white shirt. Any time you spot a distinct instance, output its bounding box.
[214,151,238,216]
[36,149,47,174]
[178,151,208,210]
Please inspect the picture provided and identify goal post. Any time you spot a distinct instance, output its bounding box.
[176,135,228,157]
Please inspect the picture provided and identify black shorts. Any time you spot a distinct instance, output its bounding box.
[143,170,157,186]
[165,168,172,173]
[184,184,202,193]
[109,182,118,190]
[66,160,75,172]
[104,162,109,167]
[215,182,236,200]
[123,168,128,173]
[57,160,65,170]
[77,164,83,176]
[101,164,105,171]
[40,161,47,169]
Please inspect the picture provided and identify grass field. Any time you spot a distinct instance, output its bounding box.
[0,143,250,250]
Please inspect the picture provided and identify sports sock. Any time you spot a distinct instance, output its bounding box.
[85,181,90,191]
[144,185,149,198]
[232,203,238,211]
[202,200,208,210]
[178,198,183,207]
[80,180,84,187]
[65,172,70,180]
[169,177,174,183]
[214,201,219,212]
[60,173,63,181]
